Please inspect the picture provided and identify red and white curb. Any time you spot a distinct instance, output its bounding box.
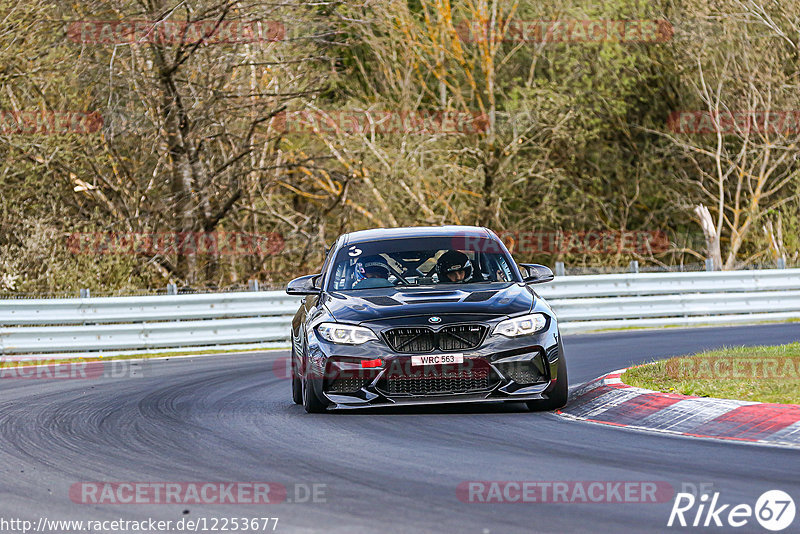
[557,369,800,449]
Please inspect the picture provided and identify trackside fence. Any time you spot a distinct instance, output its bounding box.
[1,269,799,360]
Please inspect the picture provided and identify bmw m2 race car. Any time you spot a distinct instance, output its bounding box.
[285,226,567,413]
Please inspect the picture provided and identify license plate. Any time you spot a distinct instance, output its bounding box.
[411,353,464,366]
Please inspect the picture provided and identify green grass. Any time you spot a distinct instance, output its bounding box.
[623,343,800,404]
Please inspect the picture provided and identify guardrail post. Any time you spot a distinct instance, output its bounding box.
[248,279,260,292]
[80,288,90,298]
[705,258,715,271]
[628,260,639,274]
[555,262,565,277]
[777,258,786,269]
[166,283,177,295]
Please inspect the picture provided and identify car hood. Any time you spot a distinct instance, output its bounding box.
[323,283,534,324]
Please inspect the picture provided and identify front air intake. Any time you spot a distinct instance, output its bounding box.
[379,359,499,396]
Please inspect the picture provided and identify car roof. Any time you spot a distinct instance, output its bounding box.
[342,226,492,245]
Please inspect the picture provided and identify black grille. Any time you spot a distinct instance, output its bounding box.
[497,361,544,385]
[384,328,435,352]
[384,324,487,353]
[381,360,498,396]
[438,325,487,351]
[327,377,371,393]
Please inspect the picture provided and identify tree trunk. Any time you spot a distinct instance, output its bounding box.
[694,204,722,270]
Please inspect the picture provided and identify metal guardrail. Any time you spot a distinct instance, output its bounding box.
[540,269,800,333]
[1,269,799,359]
[0,293,299,360]
[0,293,299,325]
[539,269,800,298]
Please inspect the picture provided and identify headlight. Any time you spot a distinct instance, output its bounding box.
[493,313,548,337]
[317,322,378,345]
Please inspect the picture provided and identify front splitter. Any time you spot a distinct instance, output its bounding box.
[325,390,548,410]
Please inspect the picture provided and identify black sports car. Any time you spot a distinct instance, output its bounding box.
[285,226,567,413]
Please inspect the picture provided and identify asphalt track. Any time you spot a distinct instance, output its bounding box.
[1,324,799,533]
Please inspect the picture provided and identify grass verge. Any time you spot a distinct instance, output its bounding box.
[622,342,800,404]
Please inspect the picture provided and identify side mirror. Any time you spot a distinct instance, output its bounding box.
[519,263,554,284]
[286,274,322,295]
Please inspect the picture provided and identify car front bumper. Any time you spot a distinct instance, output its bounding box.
[305,318,564,410]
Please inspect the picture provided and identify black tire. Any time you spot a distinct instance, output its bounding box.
[291,353,303,405]
[296,332,326,412]
[526,352,568,412]
[303,375,327,413]
[292,376,303,405]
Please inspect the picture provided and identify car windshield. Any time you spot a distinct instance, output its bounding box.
[328,236,519,291]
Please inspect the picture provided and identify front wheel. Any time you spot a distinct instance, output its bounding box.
[526,352,568,411]
[291,338,303,405]
[302,373,327,414]
[291,368,303,405]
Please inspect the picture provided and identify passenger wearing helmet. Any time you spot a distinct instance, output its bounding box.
[353,255,394,289]
[436,250,473,283]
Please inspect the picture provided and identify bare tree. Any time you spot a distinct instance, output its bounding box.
[657,1,800,269]
[2,0,335,285]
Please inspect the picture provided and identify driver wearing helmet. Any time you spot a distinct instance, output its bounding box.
[436,250,473,283]
[353,255,394,289]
